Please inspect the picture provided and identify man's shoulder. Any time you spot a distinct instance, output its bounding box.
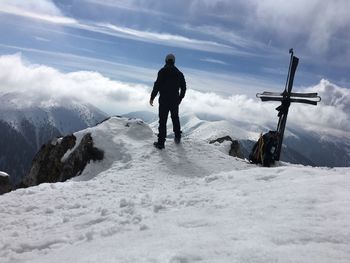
[159,65,184,77]
[173,66,184,76]
[158,66,169,74]
[175,67,185,78]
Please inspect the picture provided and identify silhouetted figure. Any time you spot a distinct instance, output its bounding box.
[150,54,186,149]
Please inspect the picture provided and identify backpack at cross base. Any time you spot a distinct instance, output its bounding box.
[249,131,279,167]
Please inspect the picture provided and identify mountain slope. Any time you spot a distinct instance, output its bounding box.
[0,117,349,263]
[0,92,107,184]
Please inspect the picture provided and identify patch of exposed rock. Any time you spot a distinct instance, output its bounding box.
[20,133,104,188]
[209,136,244,159]
[0,172,11,194]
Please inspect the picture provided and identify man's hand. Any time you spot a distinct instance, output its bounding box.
[149,98,154,106]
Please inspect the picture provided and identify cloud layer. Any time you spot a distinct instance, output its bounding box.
[4,0,349,60]
[80,0,350,62]
[0,54,349,137]
[0,54,150,113]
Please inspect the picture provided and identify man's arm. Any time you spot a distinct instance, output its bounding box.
[150,71,161,106]
[179,72,186,101]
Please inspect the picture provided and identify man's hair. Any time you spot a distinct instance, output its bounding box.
[165,53,175,64]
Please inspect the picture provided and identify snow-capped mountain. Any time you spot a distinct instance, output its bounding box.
[0,92,107,184]
[1,117,349,262]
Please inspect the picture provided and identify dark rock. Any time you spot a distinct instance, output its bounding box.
[209,136,233,144]
[21,135,76,187]
[210,136,244,159]
[230,140,244,159]
[0,172,11,194]
[60,133,104,181]
[20,133,104,188]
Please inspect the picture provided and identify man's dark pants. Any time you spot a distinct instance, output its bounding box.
[158,102,181,144]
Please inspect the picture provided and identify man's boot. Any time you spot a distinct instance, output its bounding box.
[174,132,181,144]
[153,141,165,149]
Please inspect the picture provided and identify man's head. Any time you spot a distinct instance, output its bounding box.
[165,53,175,65]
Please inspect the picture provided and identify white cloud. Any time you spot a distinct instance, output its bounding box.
[34,36,51,42]
[0,0,77,24]
[295,79,350,133]
[247,0,350,54]
[82,0,166,16]
[182,79,350,136]
[0,54,348,137]
[205,1,350,55]
[0,53,150,114]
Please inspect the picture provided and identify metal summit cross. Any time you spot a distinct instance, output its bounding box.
[256,49,321,161]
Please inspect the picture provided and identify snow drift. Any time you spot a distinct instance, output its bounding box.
[0,117,349,263]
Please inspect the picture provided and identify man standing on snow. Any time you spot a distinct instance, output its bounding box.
[150,54,186,149]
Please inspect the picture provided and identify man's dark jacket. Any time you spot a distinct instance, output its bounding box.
[151,64,186,105]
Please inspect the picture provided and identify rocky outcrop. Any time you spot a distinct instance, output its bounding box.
[0,172,11,194]
[60,133,104,182]
[209,136,244,159]
[20,133,104,188]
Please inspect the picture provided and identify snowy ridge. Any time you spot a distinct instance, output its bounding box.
[146,111,350,167]
[1,117,350,262]
[149,112,261,141]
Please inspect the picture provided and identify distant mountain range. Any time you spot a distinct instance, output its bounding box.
[0,92,107,184]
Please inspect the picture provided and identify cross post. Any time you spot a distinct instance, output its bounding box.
[256,49,321,161]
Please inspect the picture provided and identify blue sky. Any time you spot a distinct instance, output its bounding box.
[1,0,350,95]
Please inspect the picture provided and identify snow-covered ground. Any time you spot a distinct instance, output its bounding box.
[1,117,350,263]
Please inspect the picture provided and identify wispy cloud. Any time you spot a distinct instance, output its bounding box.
[4,0,348,62]
[0,1,256,56]
[0,0,77,24]
[34,36,50,42]
[184,25,260,50]
[74,22,239,55]
[82,0,167,17]
[82,1,350,62]
[200,58,228,65]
